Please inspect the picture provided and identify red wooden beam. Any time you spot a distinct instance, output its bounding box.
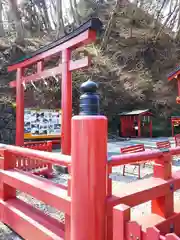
[1,169,71,214]
[9,57,90,88]
[9,65,63,88]
[168,73,178,81]
[0,199,64,239]
[69,56,90,71]
[107,170,180,214]
[15,68,24,146]
[8,29,96,72]
[109,150,162,167]
[3,145,71,166]
[155,206,180,236]
[109,146,180,167]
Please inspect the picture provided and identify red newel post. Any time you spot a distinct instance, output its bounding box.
[61,49,72,155]
[152,152,174,218]
[0,150,16,200]
[71,80,107,240]
[16,68,24,146]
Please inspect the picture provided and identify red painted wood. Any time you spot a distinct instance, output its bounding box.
[175,134,180,147]
[0,151,16,200]
[177,76,180,96]
[16,68,24,146]
[37,60,43,73]
[126,221,142,240]
[107,170,180,212]
[155,209,180,236]
[15,168,67,190]
[110,149,162,167]
[138,117,141,137]
[10,57,90,88]
[113,204,130,240]
[71,116,107,240]
[120,144,145,179]
[23,141,53,176]
[107,165,112,197]
[0,169,71,214]
[166,234,180,240]
[152,192,174,218]
[150,119,153,137]
[172,119,174,137]
[61,49,72,155]
[65,178,71,240]
[146,227,160,240]
[120,144,145,154]
[169,146,180,155]
[0,198,64,240]
[4,145,71,166]
[69,57,90,71]
[152,151,173,221]
[156,141,171,149]
[168,71,180,81]
[8,29,96,71]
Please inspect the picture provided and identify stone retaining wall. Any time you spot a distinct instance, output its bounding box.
[0,103,15,144]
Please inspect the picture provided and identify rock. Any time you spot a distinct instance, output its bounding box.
[0,104,15,144]
[0,120,6,129]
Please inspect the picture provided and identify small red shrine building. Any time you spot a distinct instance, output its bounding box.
[171,116,180,136]
[119,109,153,138]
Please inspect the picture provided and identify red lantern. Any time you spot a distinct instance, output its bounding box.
[176,96,180,104]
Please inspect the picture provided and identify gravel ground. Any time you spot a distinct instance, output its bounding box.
[1,157,180,239]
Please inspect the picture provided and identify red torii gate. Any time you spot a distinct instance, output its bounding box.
[168,65,180,103]
[8,18,102,155]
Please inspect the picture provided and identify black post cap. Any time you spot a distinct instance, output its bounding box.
[79,80,100,115]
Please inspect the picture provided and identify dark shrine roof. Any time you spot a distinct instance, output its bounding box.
[119,109,152,116]
[8,18,103,67]
[167,65,180,81]
[171,116,180,119]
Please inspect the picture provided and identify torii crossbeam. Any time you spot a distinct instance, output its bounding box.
[8,18,102,155]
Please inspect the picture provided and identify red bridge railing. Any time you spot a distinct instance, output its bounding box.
[0,147,71,239]
[1,115,180,239]
[0,141,54,177]
[120,144,145,179]
[24,141,53,177]
[107,145,180,240]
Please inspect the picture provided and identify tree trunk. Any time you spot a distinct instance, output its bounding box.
[8,0,24,43]
[69,0,80,27]
[0,0,5,37]
[175,0,180,40]
[56,0,65,38]
[40,0,52,31]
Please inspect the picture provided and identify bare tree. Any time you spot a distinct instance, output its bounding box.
[155,0,179,41]
[0,0,5,37]
[56,0,65,38]
[69,0,81,27]
[8,0,24,43]
[175,0,180,39]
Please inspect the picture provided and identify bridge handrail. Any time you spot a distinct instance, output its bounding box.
[0,145,71,167]
[109,147,180,167]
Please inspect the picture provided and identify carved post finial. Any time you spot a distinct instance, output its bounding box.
[80,79,100,115]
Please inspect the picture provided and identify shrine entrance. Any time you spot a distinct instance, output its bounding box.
[119,109,153,138]
[7,18,102,155]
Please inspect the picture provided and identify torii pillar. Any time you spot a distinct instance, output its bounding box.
[8,18,103,155]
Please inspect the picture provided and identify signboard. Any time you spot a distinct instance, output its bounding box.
[24,108,61,140]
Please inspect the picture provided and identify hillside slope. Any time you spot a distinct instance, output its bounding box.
[1,1,180,137]
[80,2,180,135]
